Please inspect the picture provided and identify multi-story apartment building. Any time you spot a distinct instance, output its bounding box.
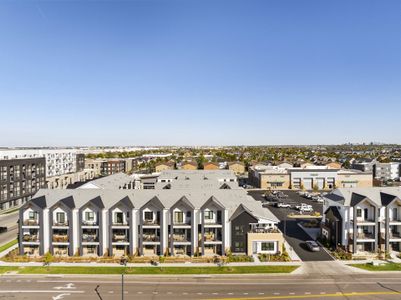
[84,159,127,177]
[322,187,401,255]
[19,188,282,257]
[0,158,46,210]
[373,162,400,181]
[0,149,81,178]
[249,164,373,190]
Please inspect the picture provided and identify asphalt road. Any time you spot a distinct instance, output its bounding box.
[247,190,333,261]
[1,273,401,300]
[0,211,18,245]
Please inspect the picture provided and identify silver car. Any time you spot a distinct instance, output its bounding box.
[305,241,320,252]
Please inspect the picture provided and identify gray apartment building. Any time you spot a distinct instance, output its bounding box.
[0,158,46,210]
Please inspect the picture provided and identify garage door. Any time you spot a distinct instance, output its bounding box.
[303,178,313,190]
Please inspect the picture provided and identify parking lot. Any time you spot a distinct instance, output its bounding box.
[248,190,333,262]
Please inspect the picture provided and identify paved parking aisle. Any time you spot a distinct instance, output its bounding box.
[248,190,333,261]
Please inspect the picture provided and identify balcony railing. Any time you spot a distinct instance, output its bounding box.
[23,235,39,242]
[356,232,375,239]
[112,234,128,242]
[112,221,129,226]
[53,221,69,226]
[249,227,280,234]
[52,235,69,243]
[355,218,376,223]
[389,232,401,238]
[82,235,99,242]
[23,219,39,226]
[143,219,160,225]
[82,221,98,226]
[172,234,191,242]
[173,220,191,226]
[143,235,160,242]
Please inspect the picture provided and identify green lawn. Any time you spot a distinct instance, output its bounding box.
[0,265,298,275]
[351,262,401,271]
[0,239,18,253]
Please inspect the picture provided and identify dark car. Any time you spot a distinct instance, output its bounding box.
[305,241,320,252]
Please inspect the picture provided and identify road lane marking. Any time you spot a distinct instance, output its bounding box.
[204,291,401,300]
[53,294,70,300]
[0,290,84,294]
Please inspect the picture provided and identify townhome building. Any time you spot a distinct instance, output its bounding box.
[19,188,282,257]
[322,187,401,255]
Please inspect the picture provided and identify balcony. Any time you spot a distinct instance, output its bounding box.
[173,234,191,243]
[249,227,281,234]
[53,221,69,227]
[82,221,98,226]
[143,219,160,226]
[173,220,191,226]
[355,232,375,240]
[143,235,160,242]
[82,234,99,243]
[23,235,39,243]
[112,234,129,243]
[355,218,376,224]
[52,235,69,243]
[389,232,401,239]
[201,232,222,243]
[23,219,39,226]
[112,221,129,226]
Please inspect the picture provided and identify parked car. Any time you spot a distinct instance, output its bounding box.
[276,202,291,208]
[305,241,320,252]
[295,203,313,212]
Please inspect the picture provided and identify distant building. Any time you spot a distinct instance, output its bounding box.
[228,161,245,175]
[203,162,219,170]
[180,161,198,170]
[326,162,342,169]
[155,161,175,173]
[0,158,46,210]
[249,164,373,190]
[373,162,400,181]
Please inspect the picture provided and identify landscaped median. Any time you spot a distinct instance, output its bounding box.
[0,265,298,275]
[350,262,401,272]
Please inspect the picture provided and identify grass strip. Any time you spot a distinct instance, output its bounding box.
[0,239,18,253]
[0,265,298,275]
[350,262,401,271]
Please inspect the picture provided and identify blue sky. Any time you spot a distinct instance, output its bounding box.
[1,0,401,146]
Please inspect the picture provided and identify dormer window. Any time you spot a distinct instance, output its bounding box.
[174,211,184,224]
[204,210,214,220]
[85,211,94,222]
[29,211,38,220]
[356,209,362,218]
[56,212,65,224]
[115,212,124,224]
[144,211,153,221]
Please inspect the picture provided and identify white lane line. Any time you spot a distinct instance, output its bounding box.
[197,292,203,295]
[227,292,234,295]
[305,292,311,294]
[137,292,143,294]
[182,292,188,295]
[124,291,128,294]
[320,292,326,294]
[243,292,249,295]
[0,290,84,294]
[212,292,219,295]
[108,291,114,294]
[152,292,158,294]
[289,292,295,295]
[167,291,172,294]
[258,292,265,295]
[274,292,280,295]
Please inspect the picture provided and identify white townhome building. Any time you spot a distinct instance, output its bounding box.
[322,187,401,255]
[19,188,283,257]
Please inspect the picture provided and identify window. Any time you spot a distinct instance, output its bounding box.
[393,208,398,220]
[85,211,94,221]
[174,211,184,224]
[234,225,244,236]
[204,210,214,220]
[115,212,124,224]
[234,242,245,252]
[56,212,65,224]
[356,209,362,218]
[29,211,37,220]
[261,242,275,251]
[144,211,153,221]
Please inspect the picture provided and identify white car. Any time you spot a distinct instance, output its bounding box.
[276,202,291,208]
[296,203,313,212]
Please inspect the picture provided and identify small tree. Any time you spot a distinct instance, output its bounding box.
[313,184,319,192]
[43,252,54,265]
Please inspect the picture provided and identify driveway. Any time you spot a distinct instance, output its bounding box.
[248,190,333,261]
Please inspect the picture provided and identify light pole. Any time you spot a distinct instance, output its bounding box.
[121,273,124,300]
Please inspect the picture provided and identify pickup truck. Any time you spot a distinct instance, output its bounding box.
[295,203,313,212]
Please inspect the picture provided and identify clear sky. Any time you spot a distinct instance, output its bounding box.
[1,0,401,147]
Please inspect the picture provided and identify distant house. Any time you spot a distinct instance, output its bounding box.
[228,161,245,175]
[155,161,175,172]
[277,162,293,169]
[203,162,219,170]
[181,161,198,170]
[326,162,342,169]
